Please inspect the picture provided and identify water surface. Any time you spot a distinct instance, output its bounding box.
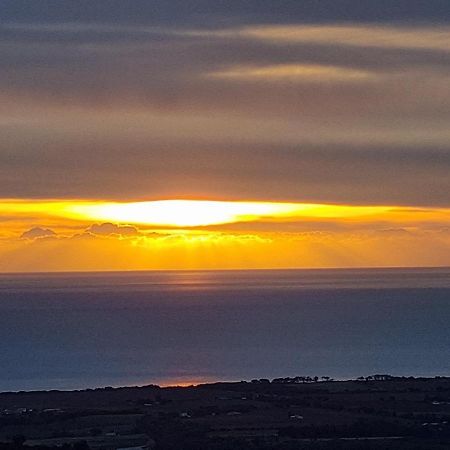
[0,268,449,391]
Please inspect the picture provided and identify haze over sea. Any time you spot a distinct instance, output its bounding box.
[0,268,449,392]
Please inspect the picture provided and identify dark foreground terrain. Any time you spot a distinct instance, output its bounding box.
[1,376,450,449]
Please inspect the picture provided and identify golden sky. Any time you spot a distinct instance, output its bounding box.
[1,4,450,271]
[1,199,449,271]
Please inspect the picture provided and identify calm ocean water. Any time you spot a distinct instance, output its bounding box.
[0,268,449,392]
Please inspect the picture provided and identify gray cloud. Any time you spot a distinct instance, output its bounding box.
[0,18,449,206]
[0,122,448,206]
[20,227,56,239]
[2,1,450,26]
[86,223,140,236]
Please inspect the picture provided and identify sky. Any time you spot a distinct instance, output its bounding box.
[0,0,449,271]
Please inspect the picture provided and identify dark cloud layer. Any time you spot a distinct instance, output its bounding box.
[1,133,449,205]
[0,2,449,206]
[2,0,450,26]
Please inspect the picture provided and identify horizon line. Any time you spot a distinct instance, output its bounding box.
[1,265,449,276]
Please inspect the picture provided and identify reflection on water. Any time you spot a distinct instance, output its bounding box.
[0,268,449,391]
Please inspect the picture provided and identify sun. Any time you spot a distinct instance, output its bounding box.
[64,200,300,227]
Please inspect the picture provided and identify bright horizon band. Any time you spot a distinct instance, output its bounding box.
[2,198,450,228]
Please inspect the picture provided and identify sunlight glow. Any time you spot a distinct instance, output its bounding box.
[41,200,397,227]
[66,200,302,227]
[2,198,447,228]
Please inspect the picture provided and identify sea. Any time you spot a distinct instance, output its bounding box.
[0,268,449,392]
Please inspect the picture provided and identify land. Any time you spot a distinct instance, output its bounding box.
[1,376,450,449]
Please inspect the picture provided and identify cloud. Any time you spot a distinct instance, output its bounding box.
[208,63,376,82]
[2,225,449,272]
[20,227,56,239]
[2,0,450,26]
[86,223,140,236]
[0,20,449,207]
[222,24,450,52]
